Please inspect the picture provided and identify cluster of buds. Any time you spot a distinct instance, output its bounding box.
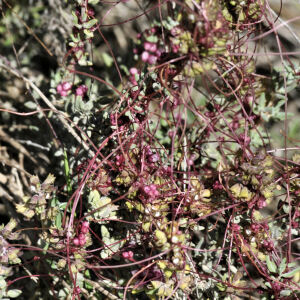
[143,184,160,199]
[248,195,267,210]
[250,222,268,234]
[73,221,89,247]
[256,196,267,209]
[213,180,223,190]
[57,82,88,98]
[75,84,88,97]
[122,250,134,261]
[141,41,160,65]
[271,281,283,293]
[250,223,260,234]
[115,154,125,168]
[134,27,162,65]
[263,239,274,252]
[145,147,160,164]
[57,82,72,97]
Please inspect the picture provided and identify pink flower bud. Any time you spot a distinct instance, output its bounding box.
[82,221,89,228]
[263,223,269,230]
[213,181,223,190]
[168,130,175,138]
[81,226,89,234]
[73,238,80,246]
[231,224,240,231]
[78,233,85,240]
[79,237,86,246]
[171,27,180,36]
[143,186,151,194]
[116,154,125,166]
[257,197,266,209]
[143,184,159,198]
[122,251,133,259]
[145,146,152,156]
[144,42,152,51]
[156,49,162,57]
[292,221,299,228]
[110,113,118,126]
[87,8,95,17]
[147,55,157,65]
[130,76,138,85]
[56,84,63,93]
[187,159,194,166]
[76,85,88,97]
[149,43,157,53]
[172,44,180,53]
[148,153,159,163]
[57,82,72,97]
[129,67,139,75]
[74,286,81,295]
[62,82,72,91]
[141,51,149,62]
[150,184,156,191]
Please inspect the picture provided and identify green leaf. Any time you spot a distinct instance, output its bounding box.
[145,35,158,43]
[55,212,62,229]
[24,101,37,110]
[266,256,277,273]
[287,262,297,268]
[7,289,22,298]
[89,190,101,204]
[102,52,113,67]
[101,225,110,239]
[280,290,292,297]
[281,266,300,278]
[83,19,98,29]
[151,280,163,290]
[70,33,80,43]
[278,258,286,275]
[0,277,6,289]
[71,11,79,25]
[63,150,72,194]
[83,29,94,38]
[264,282,271,288]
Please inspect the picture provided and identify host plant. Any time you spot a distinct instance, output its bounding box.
[0,0,299,299]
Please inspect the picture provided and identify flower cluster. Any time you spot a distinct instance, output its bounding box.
[57,81,72,97]
[73,221,89,246]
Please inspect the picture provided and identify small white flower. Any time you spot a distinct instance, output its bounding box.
[154,211,161,217]
[171,236,179,243]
